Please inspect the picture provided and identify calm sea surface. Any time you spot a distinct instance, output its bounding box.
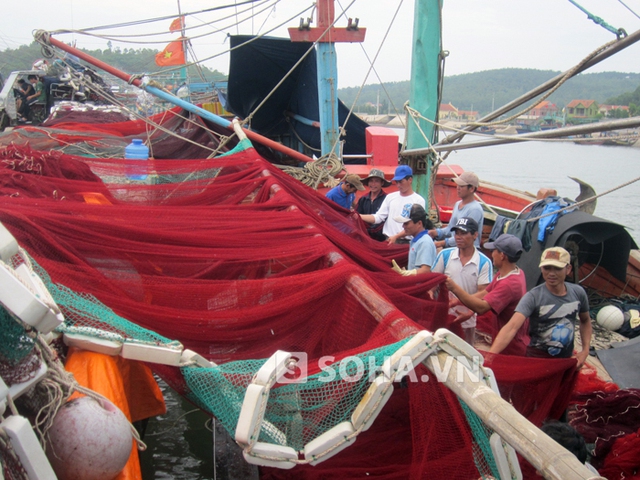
[399,132,639,244]
[139,138,639,479]
[443,139,640,244]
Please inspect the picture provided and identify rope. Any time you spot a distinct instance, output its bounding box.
[35,335,147,453]
[469,35,623,127]
[568,0,628,37]
[402,105,499,218]
[617,0,640,20]
[279,154,343,190]
[246,0,358,130]
[338,0,407,151]
[40,3,313,80]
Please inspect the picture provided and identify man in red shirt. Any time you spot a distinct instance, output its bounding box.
[446,234,528,355]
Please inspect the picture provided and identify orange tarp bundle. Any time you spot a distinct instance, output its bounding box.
[65,348,166,480]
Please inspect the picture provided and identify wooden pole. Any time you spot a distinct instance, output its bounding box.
[404,116,640,155]
[425,351,604,480]
[345,273,604,479]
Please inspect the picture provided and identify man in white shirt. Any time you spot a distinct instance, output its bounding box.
[432,217,493,345]
[360,165,425,243]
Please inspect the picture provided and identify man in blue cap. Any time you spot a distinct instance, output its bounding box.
[359,165,425,243]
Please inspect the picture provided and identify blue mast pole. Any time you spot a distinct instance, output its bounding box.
[316,41,340,158]
[289,0,366,159]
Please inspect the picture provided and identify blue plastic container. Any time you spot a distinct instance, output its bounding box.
[125,139,149,180]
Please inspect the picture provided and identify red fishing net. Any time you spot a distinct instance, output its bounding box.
[0,140,581,479]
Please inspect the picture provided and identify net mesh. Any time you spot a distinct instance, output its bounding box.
[0,135,579,479]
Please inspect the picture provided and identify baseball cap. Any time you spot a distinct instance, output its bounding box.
[392,165,413,181]
[453,171,479,188]
[539,247,571,268]
[343,173,365,191]
[393,204,427,224]
[451,217,479,233]
[362,168,391,187]
[484,234,523,258]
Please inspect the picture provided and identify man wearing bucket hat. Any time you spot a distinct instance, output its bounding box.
[428,171,484,249]
[446,234,529,355]
[325,173,365,210]
[490,246,592,367]
[356,168,391,241]
[432,217,493,345]
[359,165,425,242]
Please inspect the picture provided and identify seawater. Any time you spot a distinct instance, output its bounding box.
[403,132,640,244]
[139,138,639,479]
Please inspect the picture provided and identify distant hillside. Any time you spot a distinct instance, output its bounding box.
[338,69,640,116]
[0,42,226,83]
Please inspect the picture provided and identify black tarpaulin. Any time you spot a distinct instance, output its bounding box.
[517,211,638,291]
[226,35,371,161]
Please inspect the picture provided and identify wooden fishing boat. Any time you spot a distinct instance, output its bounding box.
[2,1,640,479]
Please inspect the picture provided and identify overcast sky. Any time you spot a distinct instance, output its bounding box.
[2,0,639,88]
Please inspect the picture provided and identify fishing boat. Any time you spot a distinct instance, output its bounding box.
[1,1,640,479]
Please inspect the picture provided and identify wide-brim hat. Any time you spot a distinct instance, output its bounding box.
[362,168,391,187]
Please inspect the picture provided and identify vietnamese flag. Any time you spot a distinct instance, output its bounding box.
[155,40,185,66]
[169,17,183,33]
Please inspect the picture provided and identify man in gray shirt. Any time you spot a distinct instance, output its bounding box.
[429,171,484,248]
[489,247,592,367]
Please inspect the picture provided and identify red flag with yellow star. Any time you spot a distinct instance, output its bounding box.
[155,40,185,67]
[169,17,183,33]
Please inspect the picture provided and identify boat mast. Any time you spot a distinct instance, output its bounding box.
[177,0,189,101]
[289,0,366,158]
[405,0,443,200]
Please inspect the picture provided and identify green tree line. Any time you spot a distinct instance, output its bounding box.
[0,42,225,84]
[338,69,640,117]
[2,43,638,116]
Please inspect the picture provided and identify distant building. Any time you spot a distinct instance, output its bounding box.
[529,100,558,118]
[439,103,458,120]
[565,100,599,120]
[599,104,630,116]
[457,110,478,121]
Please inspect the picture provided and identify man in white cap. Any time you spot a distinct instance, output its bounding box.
[390,204,436,275]
[359,165,425,243]
[432,217,493,345]
[429,171,484,248]
[325,173,365,210]
[356,168,391,241]
[490,246,592,367]
[446,234,528,355]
